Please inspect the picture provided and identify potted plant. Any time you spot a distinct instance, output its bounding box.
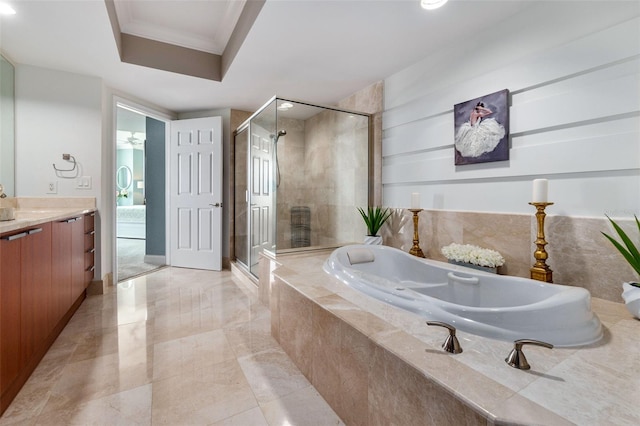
[116,189,128,205]
[357,206,392,245]
[441,243,505,273]
[602,215,640,319]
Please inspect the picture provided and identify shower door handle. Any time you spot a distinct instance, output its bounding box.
[209,203,222,208]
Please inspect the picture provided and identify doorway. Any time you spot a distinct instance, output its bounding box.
[115,104,167,281]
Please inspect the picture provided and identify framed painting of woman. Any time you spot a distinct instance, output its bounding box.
[454,89,509,165]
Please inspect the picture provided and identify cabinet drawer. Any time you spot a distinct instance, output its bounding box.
[84,213,95,233]
[84,266,95,285]
[84,232,95,251]
[84,250,94,268]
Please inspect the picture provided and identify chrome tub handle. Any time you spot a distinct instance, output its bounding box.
[426,321,463,354]
[505,339,553,370]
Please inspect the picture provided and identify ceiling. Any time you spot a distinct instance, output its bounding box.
[1,0,541,115]
[113,0,246,55]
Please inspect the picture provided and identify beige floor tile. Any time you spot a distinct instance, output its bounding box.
[151,358,258,425]
[237,348,311,404]
[152,329,237,381]
[223,307,280,358]
[211,407,269,426]
[152,306,236,343]
[34,384,152,426]
[41,346,153,412]
[70,320,155,363]
[260,386,345,426]
[0,268,340,426]
[0,380,50,426]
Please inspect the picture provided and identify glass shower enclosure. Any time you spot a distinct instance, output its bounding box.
[234,97,370,276]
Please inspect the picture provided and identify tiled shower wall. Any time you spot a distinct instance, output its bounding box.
[276,82,383,250]
[304,109,369,247]
[275,117,306,249]
[383,209,637,303]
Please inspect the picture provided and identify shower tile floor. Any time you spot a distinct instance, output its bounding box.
[0,268,343,425]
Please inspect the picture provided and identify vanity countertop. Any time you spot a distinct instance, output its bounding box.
[0,197,96,235]
[270,249,639,426]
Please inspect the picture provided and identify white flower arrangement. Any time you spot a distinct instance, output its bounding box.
[441,243,505,268]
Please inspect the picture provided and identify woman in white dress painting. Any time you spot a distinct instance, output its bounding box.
[455,101,506,158]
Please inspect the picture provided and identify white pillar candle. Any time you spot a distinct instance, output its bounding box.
[532,179,548,203]
[411,192,420,209]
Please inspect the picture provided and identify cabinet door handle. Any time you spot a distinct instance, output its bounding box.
[1,231,28,241]
[90,213,96,217]
[87,265,95,272]
[88,230,95,236]
[28,228,43,235]
[87,248,95,254]
[61,218,76,223]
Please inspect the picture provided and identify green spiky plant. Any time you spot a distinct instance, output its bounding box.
[602,215,640,288]
[357,206,392,237]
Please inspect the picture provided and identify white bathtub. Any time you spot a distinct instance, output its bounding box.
[323,245,602,347]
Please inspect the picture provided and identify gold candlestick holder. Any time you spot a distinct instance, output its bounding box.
[529,202,554,283]
[408,209,425,258]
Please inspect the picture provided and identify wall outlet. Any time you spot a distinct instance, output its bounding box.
[47,181,58,194]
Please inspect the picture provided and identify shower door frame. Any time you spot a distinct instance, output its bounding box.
[232,96,373,277]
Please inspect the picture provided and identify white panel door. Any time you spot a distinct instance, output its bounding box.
[170,117,222,270]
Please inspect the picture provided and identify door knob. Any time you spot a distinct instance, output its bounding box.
[209,203,222,207]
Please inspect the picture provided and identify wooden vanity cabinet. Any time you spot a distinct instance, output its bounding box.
[51,219,73,327]
[1,223,53,411]
[51,216,85,325]
[20,224,53,368]
[1,213,93,414]
[0,229,24,396]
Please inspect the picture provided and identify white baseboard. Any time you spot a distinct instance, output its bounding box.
[144,255,166,265]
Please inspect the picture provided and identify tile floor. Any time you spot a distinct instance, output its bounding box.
[0,268,343,425]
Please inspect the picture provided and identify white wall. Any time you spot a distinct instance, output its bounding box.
[382,3,640,219]
[16,65,103,198]
[16,64,105,277]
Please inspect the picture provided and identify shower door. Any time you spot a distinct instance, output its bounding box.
[234,96,370,278]
[249,124,275,273]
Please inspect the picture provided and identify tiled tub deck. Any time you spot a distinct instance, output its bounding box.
[260,250,639,426]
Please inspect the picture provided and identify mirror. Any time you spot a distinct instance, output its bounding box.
[0,54,15,197]
[116,165,132,190]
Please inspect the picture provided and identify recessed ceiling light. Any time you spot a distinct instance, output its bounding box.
[277,102,294,111]
[0,2,16,15]
[421,0,448,10]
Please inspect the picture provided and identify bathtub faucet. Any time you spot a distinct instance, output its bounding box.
[426,321,463,354]
[505,339,553,370]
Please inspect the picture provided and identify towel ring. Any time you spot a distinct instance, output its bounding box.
[53,154,77,173]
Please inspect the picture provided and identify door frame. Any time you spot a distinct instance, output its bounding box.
[112,96,174,283]
[233,120,250,271]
